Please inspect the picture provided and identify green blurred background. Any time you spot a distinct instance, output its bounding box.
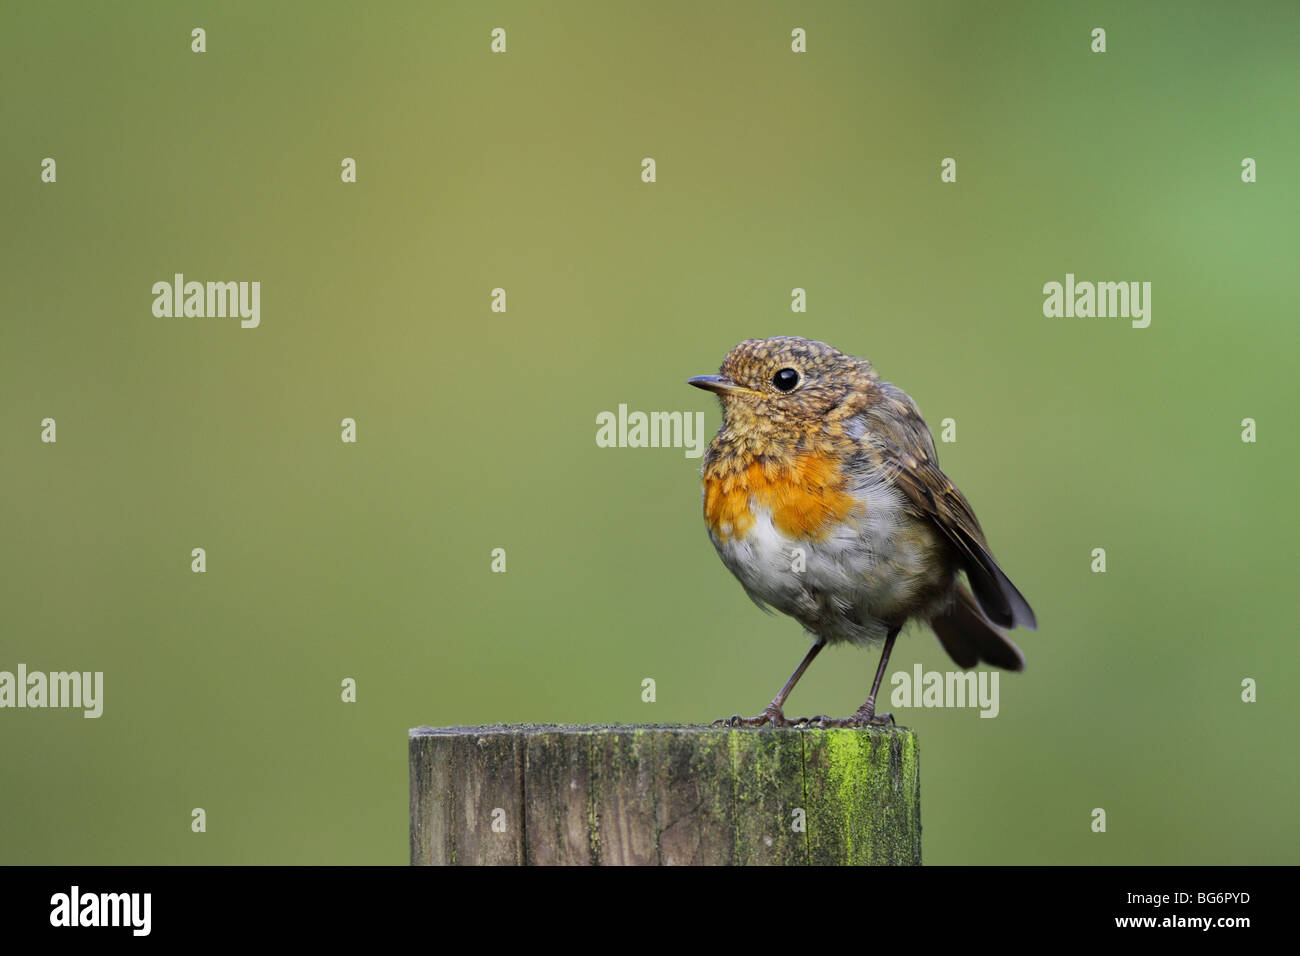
[3,1,1297,865]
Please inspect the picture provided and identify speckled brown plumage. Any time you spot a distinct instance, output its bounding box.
[689,336,1037,727]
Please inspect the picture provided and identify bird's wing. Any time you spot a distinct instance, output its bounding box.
[852,383,1037,631]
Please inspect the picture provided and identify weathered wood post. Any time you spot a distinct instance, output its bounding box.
[410,723,920,865]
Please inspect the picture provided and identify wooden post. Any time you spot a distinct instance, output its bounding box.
[410,723,920,865]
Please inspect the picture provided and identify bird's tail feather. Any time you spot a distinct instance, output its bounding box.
[931,584,1026,671]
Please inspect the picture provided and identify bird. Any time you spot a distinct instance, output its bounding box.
[688,336,1037,727]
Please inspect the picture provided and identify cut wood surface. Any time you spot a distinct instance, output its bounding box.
[410,723,920,865]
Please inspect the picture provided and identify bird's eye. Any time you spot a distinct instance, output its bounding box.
[772,367,800,392]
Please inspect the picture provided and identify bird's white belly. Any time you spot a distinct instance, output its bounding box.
[709,480,948,645]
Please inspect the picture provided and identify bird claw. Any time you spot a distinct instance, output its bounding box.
[711,703,794,728]
[713,706,896,729]
[801,710,895,728]
[790,714,830,726]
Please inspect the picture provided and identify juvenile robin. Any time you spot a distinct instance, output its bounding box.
[689,336,1037,727]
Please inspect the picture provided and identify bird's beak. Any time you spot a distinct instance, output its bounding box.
[688,374,761,398]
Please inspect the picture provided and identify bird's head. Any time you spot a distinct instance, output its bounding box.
[689,336,878,437]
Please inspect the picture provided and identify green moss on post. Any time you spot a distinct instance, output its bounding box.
[730,729,807,864]
[803,729,921,865]
[410,724,920,866]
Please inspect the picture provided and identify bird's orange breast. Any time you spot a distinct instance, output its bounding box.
[703,453,858,543]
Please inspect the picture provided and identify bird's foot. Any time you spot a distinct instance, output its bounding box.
[802,707,895,728]
[712,702,795,728]
[790,714,830,726]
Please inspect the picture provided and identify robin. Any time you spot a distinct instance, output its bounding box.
[689,336,1037,727]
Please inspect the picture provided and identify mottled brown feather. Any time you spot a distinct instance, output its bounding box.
[861,384,1038,631]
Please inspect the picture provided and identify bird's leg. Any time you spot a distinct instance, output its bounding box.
[714,639,825,727]
[808,627,900,728]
